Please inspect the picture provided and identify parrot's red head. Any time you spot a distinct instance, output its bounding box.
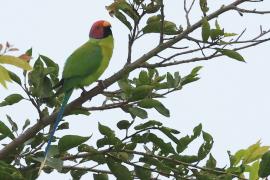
[89,20,112,39]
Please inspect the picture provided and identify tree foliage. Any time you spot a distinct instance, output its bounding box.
[1,0,270,179]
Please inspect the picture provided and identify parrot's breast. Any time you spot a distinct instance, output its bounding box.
[81,35,114,86]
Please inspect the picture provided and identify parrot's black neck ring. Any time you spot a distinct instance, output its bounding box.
[103,27,112,38]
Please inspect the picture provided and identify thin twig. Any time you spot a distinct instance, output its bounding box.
[159,0,165,44]
[0,0,262,159]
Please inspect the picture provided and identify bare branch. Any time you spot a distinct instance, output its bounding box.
[0,0,263,159]
[234,7,270,14]
[62,166,113,174]
[184,0,196,27]
[143,37,270,68]
[159,0,165,44]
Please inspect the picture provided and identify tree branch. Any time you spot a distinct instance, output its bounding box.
[142,37,270,68]
[0,0,258,159]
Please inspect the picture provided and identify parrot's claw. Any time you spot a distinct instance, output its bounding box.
[80,87,92,101]
[80,87,87,96]
[97,80,106,89]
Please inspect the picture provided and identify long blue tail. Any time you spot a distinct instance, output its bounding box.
[38,89,73,174]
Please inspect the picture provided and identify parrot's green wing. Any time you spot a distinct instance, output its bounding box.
[62,40,103,91]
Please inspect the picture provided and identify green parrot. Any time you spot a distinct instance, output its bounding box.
[38,20,114,174]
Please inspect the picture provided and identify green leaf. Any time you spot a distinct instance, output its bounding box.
[215,19,221,30]
[143,17,179,35]
[193,123,202,137]
[98,123,115,137]
[147,15,162,24]
[181,66,202,86]
[22,119,30,131]
[177,135,191,153]
[78,144,94,152]
[0,161,24,180]
[6,115,18,132]
[210,29,224,40]
[58,135,91,153]
[116,1,139,21]
[25,47,32,56]
[118,78,132,94]
[0,121,15,139]
[0,94,24,107]
[177,124,202,153]
[199,0,209,13]
[231,149,246,166]
[206,153,216,168]
[0,65,11,88]
[166,72,174,88]
[138,70,150,85]
[144,21,179,35]
[148,133,175,154]
[40,55,59,84]
[134,120,162,130]
[47,145,60,157]
[115,11,132,30]
[135,166,151,180]
[107,158,132,180]
[0,55,32,70]
[174,72,181,87]
[159,127,179,144]
[128,107,148,119]
[259,151,270,178]
[70,169,87,180]
[197,131,213,160]
[125,143,137,150]
[144,1,161,14]
[117,120,131,130]
[138,98,159,109]
[8,71,21,85]
[106,1,138,30]
[246,161,259,180]
[219,49,245,62]
[191,66,203,76]
[57,122,69,130]
[30,133,44,148]
[93,173,108,180]
[154,102,170,117]
[97,137,121,148]
[224,32,238,37]
[32,157,63,171]
[138,99,170,117]
[202,17,210,42]
[40,55,58,73]
[130,85,153,101]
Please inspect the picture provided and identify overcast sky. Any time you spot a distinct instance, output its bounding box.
[0,0,270,179]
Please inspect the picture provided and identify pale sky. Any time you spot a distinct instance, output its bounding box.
[0,0,270,179]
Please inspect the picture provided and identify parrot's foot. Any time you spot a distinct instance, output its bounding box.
[80,88,92,101]
[80,87,87,96]
[97,80,106,89]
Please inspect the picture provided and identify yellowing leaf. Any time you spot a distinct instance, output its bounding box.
[0,55,32,71]
[18,54,31,62]
[243,141,270,164]
[0,65,11,88]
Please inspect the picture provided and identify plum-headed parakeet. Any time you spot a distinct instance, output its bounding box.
[38,20,114,174]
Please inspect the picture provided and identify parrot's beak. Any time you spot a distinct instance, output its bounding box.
[103,21,111,27]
